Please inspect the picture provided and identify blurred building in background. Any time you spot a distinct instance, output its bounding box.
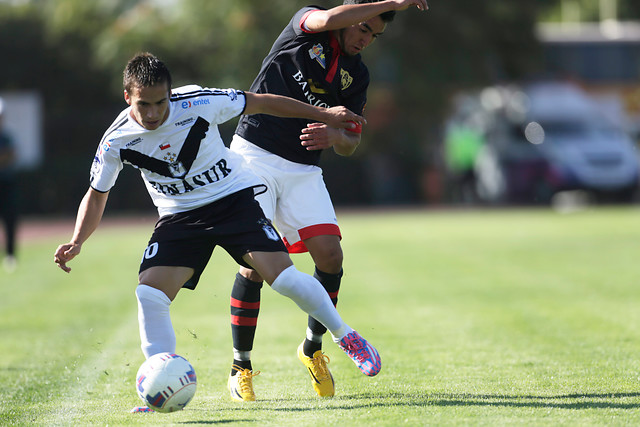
[539,20,640,125]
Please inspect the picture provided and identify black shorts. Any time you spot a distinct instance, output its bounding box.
[139,188,286,290]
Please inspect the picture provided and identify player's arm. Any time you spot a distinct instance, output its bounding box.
[304,0,428,32]
[54,187,109,273]
[300,122,362,156]
[243,92,366,130]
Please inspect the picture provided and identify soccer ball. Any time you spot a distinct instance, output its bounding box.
[135,352,197,413]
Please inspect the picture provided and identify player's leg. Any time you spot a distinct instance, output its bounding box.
[223,186,380,403]
[228,267,264,402]
[228,136,279,400]
[0,185,17,272]
[130,265,195,413]
[301,234,343,356]
[269,161,349,395]
[230,268,264,373]
[243,250,349,335]
[136,214,215,360]
[136,266,194,358]
[243,250,381,377]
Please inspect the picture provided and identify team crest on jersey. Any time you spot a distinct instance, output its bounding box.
[163,152,177,163]
[309,43,326,69]
[259,219,280,241]
[340,69,353,90]
[163,152,187,178]
[168,161,186,178]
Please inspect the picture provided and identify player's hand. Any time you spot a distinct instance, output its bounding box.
[300,123,344,151]
[323,106,367,130]
[392,0,428,11]
[54,242,81,273]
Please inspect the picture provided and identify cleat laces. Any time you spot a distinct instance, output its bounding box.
[231,364,260,395]
[338,331,381,376]
[309,353,331,382]
[342,337,367,363]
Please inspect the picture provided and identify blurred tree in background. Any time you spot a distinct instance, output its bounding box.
[3,0,626,214]
[541,0,640,21]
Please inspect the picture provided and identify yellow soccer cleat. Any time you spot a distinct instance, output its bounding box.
[297,342,335,397]
[228,365,260,402]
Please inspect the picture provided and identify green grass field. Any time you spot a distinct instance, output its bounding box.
[2,207,640,426]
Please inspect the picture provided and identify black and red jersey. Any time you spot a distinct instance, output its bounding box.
[235,6,370,166]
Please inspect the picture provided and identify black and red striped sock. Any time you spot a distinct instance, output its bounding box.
[303,268,342,357]
[230,273,263,374]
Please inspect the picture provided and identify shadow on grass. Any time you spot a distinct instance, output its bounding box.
[183,421,254,425]
[335,391,640,410]
[180,391,640,424]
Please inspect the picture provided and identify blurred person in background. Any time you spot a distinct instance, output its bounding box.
[444,121,484,204]
[0,97,18,273]
[227,0,428,401]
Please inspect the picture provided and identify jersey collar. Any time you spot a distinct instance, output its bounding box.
[325,32,343,84]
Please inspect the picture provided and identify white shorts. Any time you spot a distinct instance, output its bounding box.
[230,135,340,253]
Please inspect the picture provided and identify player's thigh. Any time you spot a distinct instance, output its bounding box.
[139,266,195,301]
[139,216,217,293]
[276,167,336,235]
[242,251,293,285]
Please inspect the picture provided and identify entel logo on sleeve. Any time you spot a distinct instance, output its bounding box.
[99,139,113,155]
[181,99,211,109]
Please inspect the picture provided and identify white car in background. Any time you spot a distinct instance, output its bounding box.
[474,82,640,204]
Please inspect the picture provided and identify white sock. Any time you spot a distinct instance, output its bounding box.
[233,349,251,361]
[271,265,352,342]
[136,284,176,358]
[306,327,323,343]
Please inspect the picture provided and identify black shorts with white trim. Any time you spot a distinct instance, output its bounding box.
[139,187,286,290]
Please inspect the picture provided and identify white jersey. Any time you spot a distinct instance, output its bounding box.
[90,85,262,217]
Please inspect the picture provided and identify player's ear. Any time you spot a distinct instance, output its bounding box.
[124,89,131,106]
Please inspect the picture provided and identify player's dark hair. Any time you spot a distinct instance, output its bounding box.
[123,52,172,93]
[342,0,396,22]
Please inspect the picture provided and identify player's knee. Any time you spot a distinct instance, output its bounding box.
[136,284,172,306]
[239,266,263,282]
[313,248,343,274]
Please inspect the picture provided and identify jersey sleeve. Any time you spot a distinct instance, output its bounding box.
[90,139,123,193]
[293,6,326,35]
[204,88,247,125]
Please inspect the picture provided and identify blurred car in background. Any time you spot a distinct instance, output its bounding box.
[461,81,640,204]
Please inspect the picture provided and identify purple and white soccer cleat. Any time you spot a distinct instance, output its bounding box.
[338,331,381,376]
[130,406,154,413]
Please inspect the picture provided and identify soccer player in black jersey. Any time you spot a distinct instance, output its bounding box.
[228,0,429,400]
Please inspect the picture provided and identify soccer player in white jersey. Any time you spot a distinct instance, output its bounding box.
[53,52,381,409]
